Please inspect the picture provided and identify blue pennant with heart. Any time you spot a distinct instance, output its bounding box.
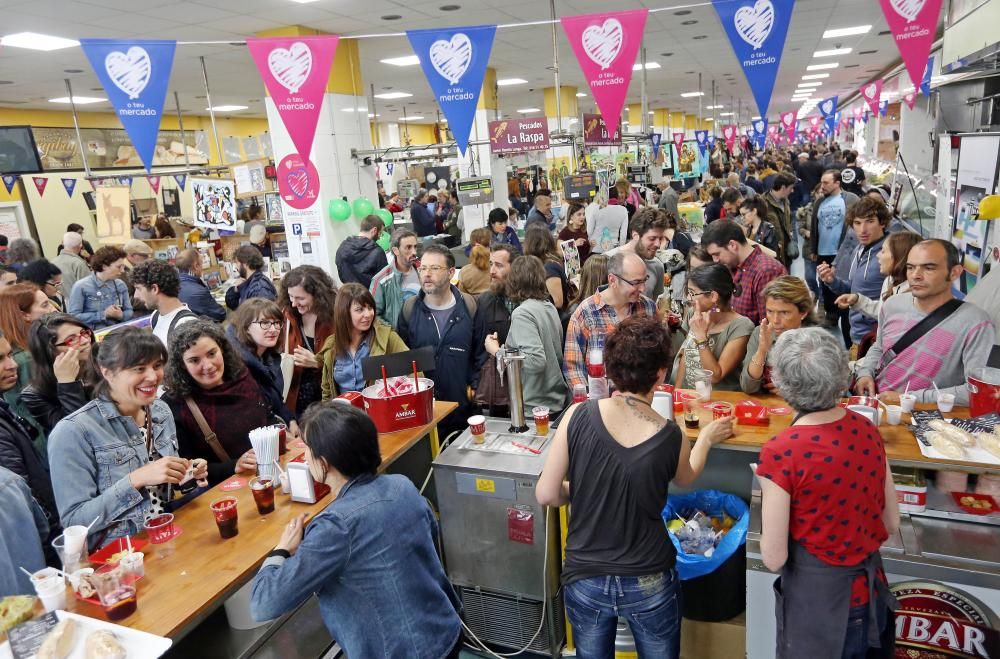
[818,96,838,135]
[751,118,767,150]
[920,56,933,96]
[651,133,662,160]
[174,174,186,191]
[61,178,77,198]
[406,25,497,156]
[80,40,176,172]
[695,130,708,155]
[1,175,16,194]
[711,0,794,118]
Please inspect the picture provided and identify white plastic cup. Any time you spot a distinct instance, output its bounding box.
[119,552,144,579]
[34,576,67,612]
[899,394,917,413]
[63,525,88,557]
[886,405,903,426]
[30,567,62,587]
[937,393,956,413]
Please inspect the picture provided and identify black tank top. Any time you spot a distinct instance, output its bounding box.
[561,400,682,585]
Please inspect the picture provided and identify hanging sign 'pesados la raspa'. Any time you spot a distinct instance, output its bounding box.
[891,580,999,658]
[487,118,549,154]
[582,113,621,146]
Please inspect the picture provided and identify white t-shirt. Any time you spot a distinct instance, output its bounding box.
[151,304,197,348]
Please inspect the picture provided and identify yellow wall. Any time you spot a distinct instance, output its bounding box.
[399,123,437,145]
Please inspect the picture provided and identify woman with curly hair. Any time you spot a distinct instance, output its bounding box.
[162,321,271,485]
[279,266,336,415]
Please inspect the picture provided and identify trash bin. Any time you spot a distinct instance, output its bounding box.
[662,490,749,622]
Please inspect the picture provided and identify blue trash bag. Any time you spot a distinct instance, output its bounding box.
[661,490,749,581]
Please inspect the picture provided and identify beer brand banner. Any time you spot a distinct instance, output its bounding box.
[61,178,76,198]
[148,175,161,194]
[561,9,649,136]
[488,117,549,154]
[722,124,737,150]
[860,79,883,117]
[879,0,943,91]
[1,175,16,194]
[711,0,795,117]
[246,35,340,162]
[891,580,998,659]
[582,113,621,146]
[779,110,796,134]
[903,91,918,110]
[672,132,685,155]
[79,39,176,172]
[920,55,934,96]
[406,25,496,155]
[650,133,662,160]
[31,177,47,197]
[695,129,709,155]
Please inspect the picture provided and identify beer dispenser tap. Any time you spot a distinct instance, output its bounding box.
[498,348,529,433]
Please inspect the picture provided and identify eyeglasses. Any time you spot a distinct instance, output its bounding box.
[418,265,448,274]
[55,328,93,347]
[685,290,713,299]
[45,279,62,288]
[611,272,649,288]
[251,320,282,330]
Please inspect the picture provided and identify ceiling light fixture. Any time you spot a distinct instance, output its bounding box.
[823,25,872,38]
[399,116,424,121]
[719,112,734,116]
[516,108,541,113]
[206,105,248,112]
[380,55,420,66]
[632,62,661,70]
[374,92,413,99]
[681,92,704,98]
[802,73,830,80]
[48,96,106,105]
[496,78,527,86]
[289,0,320,3]
[814,48,852,57]
[807,62,839,71]
[576,92,587,97]
[1,32,78,51]
[798,82,823,87]
[706,104,724,109]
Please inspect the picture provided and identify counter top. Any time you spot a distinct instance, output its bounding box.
[678,390,996,474]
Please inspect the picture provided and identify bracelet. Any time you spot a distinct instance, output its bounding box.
[694,338,710,350]
[750,356,766,369]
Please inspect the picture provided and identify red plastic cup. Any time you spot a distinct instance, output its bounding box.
[572,384,588,404]
[712,402,735,420]
[468,415,486,444]
[275,424,288,455]
[210,496,239,539]
[143,513,175,544]
[250,477,275,515]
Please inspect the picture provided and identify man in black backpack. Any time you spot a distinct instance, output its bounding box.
[131,259,198,348]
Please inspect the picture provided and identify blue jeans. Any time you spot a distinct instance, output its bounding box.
[842,603,889,659]
[565,572,681,659]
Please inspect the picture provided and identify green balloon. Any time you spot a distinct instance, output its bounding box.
[376,233,391,251]
[376,208,394,227]
[329,198,351,221]
[352,197,375,219]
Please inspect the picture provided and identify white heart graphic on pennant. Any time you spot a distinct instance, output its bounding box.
[104,47,152,100]
[724,126,734,138]
[753,121,764,132]
[581,18,623,71]
[889,0,926,22]
[430,33,472,85]
[268,42,312,95]
[821,100,834,115]
[734,0,775,50]
[864,83,878,99]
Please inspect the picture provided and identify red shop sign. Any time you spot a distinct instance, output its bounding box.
[488,117,550,154]
[582,112,621,146]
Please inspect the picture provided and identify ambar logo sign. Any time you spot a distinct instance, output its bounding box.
[395,403,417,421]
[891,581,999,658]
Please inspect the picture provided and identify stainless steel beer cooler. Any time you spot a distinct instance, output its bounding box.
[433,417,564,657]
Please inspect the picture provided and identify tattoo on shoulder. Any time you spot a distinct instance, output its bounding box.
[623,396,668,429]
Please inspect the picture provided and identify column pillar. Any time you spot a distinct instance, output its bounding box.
[257,26,377,279]
[456,68,507,240]
[543,85,579,206]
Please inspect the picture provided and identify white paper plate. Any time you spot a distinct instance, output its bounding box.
[0,610,171,659]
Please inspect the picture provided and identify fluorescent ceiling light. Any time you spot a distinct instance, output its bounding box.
[802,73,830,80]
[568,118,578,124]
[399,116,424,121]
[49,96,106,105]
[576,92,587,97]
[632,62,660,70]
[290,0,320,3]
[497,78,527,86]
[798,82,823,87]
[648,111,655,115]
[807,62,839,71]
[207,105,248,112]
[373,92,413,99]
[706,104,724,109]
[0,32,78,51]
[823,25,871,38]
[751,116,761,120]
[705,118,713,122]
[680,92,704,98]
[380,55,420,66]
[368,113,380,118]
[341,107,370,113]
[814,48,852,57]
[516,108,541,113]
[719,112,734,116]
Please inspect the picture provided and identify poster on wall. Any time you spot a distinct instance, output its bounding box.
[32,127,209,171]
[190,178,236,231]
[673,141,704,179]
[264,191,284,225]
[233,161,268,197]
[952,134,1000,293]
[890,580,998,658]
[95,186,132,244]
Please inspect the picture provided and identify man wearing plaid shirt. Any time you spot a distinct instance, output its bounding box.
[702,219,787,325]
[564,252,658,390]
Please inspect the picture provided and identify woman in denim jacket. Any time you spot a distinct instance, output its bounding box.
[48,327,206,549]
[251,403,463,659]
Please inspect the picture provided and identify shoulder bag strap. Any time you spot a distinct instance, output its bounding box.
[878,299,964,372]
[183,397,230,462]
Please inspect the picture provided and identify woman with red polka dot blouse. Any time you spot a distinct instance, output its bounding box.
[755,327,900,659]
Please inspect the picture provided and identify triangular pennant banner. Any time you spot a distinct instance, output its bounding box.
[879,0,943,92]
[722,124,737,151]
[650,133,662,160]
[32,177,48,196]
[779,110,796,134]
[920,55,934,96]
[123,176,133,188]
[61,178,77,198]
[247,36,340,162]
[406,26,496,156]
[148,176,161,194]
[707,134,717,151]
[174,174,186,191]
[672,132,685,155]
[740,134,750,151]
[819,95,838,135]
[2,175,17,194]
[560,9,648,137]
[79,40,176,172]
[861,78,882,114]
[903,92,917,110]
[695,129,708,155]
[879,99,889,117]
[711,0,795,118]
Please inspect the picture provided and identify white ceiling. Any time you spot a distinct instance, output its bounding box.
[0,0,943,125]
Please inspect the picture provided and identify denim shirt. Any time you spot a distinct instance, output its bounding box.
[332,340,370,394]
[67,274,134,330]
[251,474,462,658]
[0,466,48,596]
[48,398,178,549]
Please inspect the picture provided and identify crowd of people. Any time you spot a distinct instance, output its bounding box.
[0,139,997,659]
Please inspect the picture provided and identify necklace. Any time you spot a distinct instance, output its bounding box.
[619,394,653,408]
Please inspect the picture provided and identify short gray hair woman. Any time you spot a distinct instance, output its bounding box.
[755,327,900,658]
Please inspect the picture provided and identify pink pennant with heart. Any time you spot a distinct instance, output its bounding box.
[32,177,47,196]
[723,125,737,150]
[879,0,943,92]
[860,79,883,117]
[779,111,797,133]
[276,153,320,210]
[561,9,648,138]
[767,123,779,136]
[903,91,918,110]
[672,132,685,154]
[808,116,822,128]
[247,36,340,163]
[148,176,160,194]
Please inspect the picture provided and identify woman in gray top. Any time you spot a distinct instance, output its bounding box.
[485,256,568,417]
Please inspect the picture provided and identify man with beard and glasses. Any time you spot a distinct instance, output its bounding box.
[472,243,518,415]
[371,229,420,330]
[605,208,668,300]
[225,244,277,311]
